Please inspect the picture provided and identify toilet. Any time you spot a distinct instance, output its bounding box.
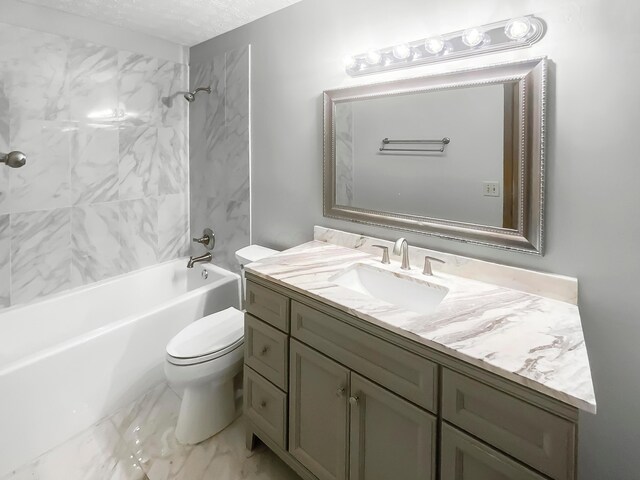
[164,244,279,445]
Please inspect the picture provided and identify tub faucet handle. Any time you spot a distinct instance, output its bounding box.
[193,228,215,250]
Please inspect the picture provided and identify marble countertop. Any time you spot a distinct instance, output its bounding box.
[245,240,596,413]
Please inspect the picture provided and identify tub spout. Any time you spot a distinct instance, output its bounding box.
[187,252,212,268]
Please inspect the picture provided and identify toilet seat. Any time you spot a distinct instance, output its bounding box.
[166,307,244,366]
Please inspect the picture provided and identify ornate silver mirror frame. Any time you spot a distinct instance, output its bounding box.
[323,57,547,255]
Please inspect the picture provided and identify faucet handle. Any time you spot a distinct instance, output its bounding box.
[423,256,445,276]
[371,245,390,264]
[192,228,215,250]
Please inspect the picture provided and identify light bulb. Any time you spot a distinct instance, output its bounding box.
[365,49,382,65]
[424,36,445,54]
[392,43,411,60]
[462,27,485,47]
[343,55,357,69]
[505,17,532,40]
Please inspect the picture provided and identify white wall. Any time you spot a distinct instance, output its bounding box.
[0,0,188,63]
[191,0,640,478]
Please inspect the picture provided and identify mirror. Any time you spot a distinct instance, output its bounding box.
[324,58,547,254]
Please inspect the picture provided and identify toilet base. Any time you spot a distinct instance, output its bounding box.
[175,378,237,445]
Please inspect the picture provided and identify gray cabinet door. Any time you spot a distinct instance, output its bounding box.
[441,423,546,480]
[349,373,436,480]
[289,339,350,480]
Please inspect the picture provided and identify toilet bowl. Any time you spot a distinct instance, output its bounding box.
[164,245,279,445]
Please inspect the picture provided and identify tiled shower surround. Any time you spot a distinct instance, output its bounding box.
[190,47,250,272]
[0,22,189,307]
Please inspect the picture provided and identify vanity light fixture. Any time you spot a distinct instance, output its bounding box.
[392,43,412,60]
[344,15,544,76]
[461,27,487,47]
[504,17,533,40]
[424,36,445,55]
[365,49,382,65]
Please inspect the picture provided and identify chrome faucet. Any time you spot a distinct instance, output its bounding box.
[393,238,411,270]
[187,252,212,268]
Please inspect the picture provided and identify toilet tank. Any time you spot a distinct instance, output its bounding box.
[236,245,280,305]
[235,245,279,267]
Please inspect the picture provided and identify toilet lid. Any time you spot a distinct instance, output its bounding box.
[166,307,244,359]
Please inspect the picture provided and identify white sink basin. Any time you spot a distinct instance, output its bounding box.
[329,263,448,315]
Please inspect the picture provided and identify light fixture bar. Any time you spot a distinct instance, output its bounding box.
[345,16,545,76]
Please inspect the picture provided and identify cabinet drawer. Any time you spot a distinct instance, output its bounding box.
[244,367,287,450]
[246,280,290,332]
[441,423,546,480]
[442,369,575,480]
[291,300,438,413]
[245,314,289,390]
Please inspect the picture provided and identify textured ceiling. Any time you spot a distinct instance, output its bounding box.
[17,0,303,46]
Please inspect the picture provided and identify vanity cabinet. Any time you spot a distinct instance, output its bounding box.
[289,339,350,480]
[288,338,436,480]
[440,424,546,480]
[244,275,579,480]
[348,372,436,480]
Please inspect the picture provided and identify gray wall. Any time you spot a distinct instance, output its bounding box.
[190,0,640,478]
[0,10,189,308]
[189,46,250,272]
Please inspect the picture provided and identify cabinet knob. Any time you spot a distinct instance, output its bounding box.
[336,387,346,398]
[260,345,270,355]
[259,400,267,409]
[349,395,360,406]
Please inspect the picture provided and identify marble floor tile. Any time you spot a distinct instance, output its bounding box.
[111,384,300,480]
[0,419,146,480]
[3,382,298,480]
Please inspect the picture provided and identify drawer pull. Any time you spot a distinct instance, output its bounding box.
[336,387,346,398]
[260,345,270,355]
[349,395,360,406]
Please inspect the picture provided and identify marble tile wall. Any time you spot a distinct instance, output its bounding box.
[0,22,189,307]
[190,46,250,272]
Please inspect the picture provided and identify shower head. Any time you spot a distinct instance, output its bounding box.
[184,86,212,103]
[1,151,26,168]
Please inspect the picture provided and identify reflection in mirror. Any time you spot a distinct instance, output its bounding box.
[323,58,547,254]
[335,83,515,229]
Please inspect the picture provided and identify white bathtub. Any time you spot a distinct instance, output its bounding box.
[0,259,241,476]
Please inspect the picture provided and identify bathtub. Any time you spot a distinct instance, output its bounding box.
[0,259,240,476]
